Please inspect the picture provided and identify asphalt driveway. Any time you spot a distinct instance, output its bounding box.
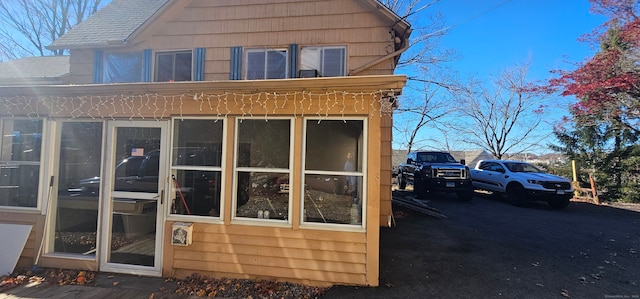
[323,191,640,298]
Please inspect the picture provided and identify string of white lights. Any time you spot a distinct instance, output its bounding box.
[0,90,397,120]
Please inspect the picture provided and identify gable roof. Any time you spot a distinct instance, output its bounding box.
[0,56,70,85]
[48,0,410,50]
[48,0,170,50]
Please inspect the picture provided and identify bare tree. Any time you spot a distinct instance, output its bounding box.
[382,0,461,152]
[451,62,549,159]
[394,70,460,152]
[0,0,103,60]
[382,0,456,69]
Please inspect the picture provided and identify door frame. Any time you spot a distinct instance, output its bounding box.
[99,120,169,276]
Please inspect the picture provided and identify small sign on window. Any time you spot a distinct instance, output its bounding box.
[131,148,145,157]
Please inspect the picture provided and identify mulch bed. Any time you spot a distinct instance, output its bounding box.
[1,268,328,298]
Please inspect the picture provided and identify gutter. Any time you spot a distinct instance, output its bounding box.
[349,30,411,76]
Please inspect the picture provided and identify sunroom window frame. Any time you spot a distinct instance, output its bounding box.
[0,117,48,211]
[300,117,367,230]
[167,117,226,223]
[231,117,294,226]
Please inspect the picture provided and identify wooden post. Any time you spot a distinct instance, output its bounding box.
[589,173,599,205]
[571,160,578,197]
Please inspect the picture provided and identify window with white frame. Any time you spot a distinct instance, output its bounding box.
[170,119,224,217]
[244,49,288,80]
[303,119,364,226]
[103,52,144,83]
[300,46,347,77]
[234,119,292,221]
[155,51,193,82]
[0,118,43,208]
[54,121,103,254]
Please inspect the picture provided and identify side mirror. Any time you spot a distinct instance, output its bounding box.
[460,159,466,165]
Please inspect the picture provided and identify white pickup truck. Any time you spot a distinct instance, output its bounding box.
[470,160,573,209]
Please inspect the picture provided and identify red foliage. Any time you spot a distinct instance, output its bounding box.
[550,1,640,119]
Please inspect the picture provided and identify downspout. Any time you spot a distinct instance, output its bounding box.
[349,33,410,76]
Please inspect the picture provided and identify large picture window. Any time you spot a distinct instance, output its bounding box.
[303,119,365,226]
[300,46,346,77]
[103,52,144,83]
[0,119,43,208]
[170,119,224,217]
[54,121,103,255]
[155,51,192,82]
[234,119,292,222]
[245,49,288,80]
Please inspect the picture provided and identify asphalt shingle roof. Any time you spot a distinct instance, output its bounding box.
[49,0,170,49]
[0,56,69,79]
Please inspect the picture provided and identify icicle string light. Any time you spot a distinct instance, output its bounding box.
[0,90,397,120]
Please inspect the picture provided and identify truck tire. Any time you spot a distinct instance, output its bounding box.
[397,173,407,190]
[507,185,527,207]
[413,176,428,199]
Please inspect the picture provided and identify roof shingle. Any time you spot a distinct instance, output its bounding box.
[48,0,170,50]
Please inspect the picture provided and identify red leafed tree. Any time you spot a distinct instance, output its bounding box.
[550,0,640,203]
[550,0,640,134]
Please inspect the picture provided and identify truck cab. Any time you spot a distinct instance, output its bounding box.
[397,151,473,201]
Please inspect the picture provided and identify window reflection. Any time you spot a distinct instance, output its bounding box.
[235,171,289,220]
[0,119,42,208]
[235,119,291,221]
[170,119,224,217]
[55,122,102,255]
[303,174,362,224]
[304,120,364,226]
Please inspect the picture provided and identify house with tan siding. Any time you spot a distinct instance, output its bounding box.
[0,0,410,286]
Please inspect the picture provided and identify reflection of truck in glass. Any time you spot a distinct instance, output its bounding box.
[67,149,243,216]
[396,151,473,201]
[68,150,160,196]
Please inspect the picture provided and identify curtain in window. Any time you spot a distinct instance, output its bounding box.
[104,52,144,83]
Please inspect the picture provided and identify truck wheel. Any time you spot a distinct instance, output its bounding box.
[548,198,570,209]
[507,185,527,207]
[457,190,473,201]
[413,177,428,199]
[397,173,406,190]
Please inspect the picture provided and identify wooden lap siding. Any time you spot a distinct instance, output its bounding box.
[167,224,367,286]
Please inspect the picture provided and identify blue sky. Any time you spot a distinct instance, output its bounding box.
[395,0,609,154]
[431,0,608,81]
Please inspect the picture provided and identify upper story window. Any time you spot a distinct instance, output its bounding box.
[244,48,288,80]
[104,52,144,83]
[155,51,193,82]
[300,46,346,77]
[95,48,204,83]
[0,118,43,209]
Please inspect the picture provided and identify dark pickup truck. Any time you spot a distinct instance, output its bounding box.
[396,151,473,201]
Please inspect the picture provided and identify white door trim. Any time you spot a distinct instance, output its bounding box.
[99,120,169,277]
